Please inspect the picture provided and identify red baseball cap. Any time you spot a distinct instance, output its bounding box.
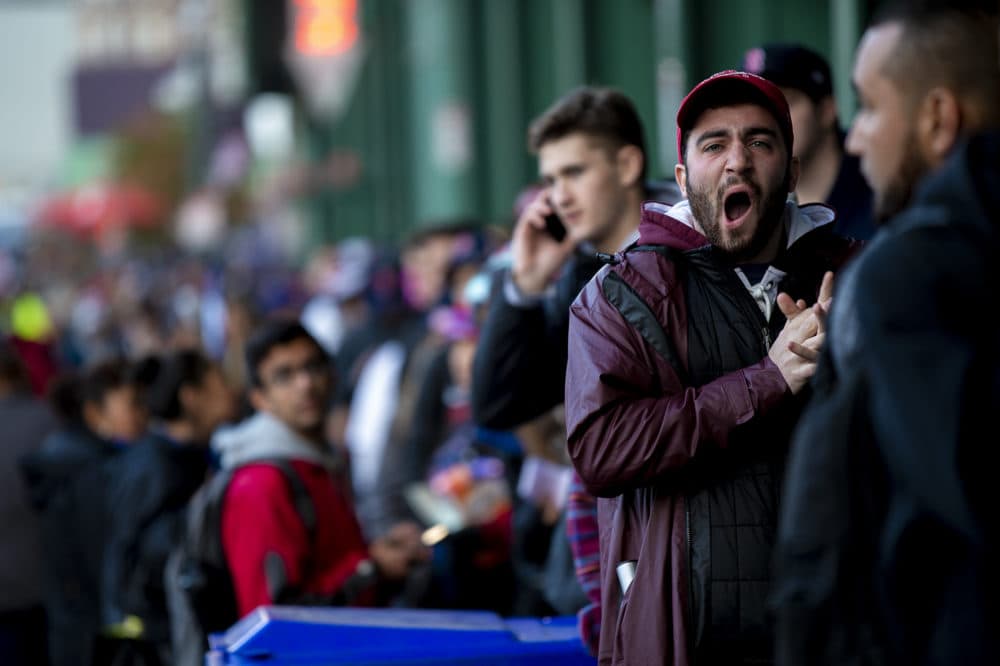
[676,70,793,164]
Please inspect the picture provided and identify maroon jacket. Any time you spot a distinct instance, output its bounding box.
[565,201,856,665]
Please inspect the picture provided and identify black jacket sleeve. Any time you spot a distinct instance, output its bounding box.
[471,255,602,430]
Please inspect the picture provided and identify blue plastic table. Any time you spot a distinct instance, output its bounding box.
[205,606,597,665]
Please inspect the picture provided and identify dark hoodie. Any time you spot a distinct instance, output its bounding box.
[20,425,122,666]
[773,130,1000,666]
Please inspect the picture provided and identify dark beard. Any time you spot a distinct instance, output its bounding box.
[875,131,929,224]
[687,172,790,263]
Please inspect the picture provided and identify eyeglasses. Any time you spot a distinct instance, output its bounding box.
[263,356,330,388]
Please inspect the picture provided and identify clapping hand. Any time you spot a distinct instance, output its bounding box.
[769,271,834,393]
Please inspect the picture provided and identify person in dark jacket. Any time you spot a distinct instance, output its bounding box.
[470,86,680,649]
[100,349,236,664]
[565,71,857,665]
[472,86,678,431]
[740,42,875,240]
[20,359,148,666]
[772,3,1000,665]
[0,342,55,666]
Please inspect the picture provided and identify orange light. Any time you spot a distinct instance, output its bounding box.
[293,0,359,56]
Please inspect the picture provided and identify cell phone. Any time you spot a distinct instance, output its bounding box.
[543,212,567,242]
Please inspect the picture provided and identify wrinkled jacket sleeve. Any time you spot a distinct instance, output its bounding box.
[565,282,789,497]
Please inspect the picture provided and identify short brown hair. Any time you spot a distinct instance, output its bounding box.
[527,86,647,180]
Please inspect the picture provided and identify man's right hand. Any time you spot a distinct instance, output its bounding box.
[510,192,579,297]
[768,272,834,393]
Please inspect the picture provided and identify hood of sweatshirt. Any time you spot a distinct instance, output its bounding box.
[636,199,835,252]
[211,411,337,470]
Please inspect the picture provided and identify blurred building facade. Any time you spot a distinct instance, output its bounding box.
[250,0,872,243]
[0,0,876,250]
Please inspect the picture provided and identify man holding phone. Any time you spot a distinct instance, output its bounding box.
[471,86,674,654]
[473,86,663,430]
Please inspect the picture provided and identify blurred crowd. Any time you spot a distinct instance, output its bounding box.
[0,213,590,666]
[2,2,998,666]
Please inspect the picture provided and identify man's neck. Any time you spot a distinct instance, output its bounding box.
[738,205,789,266]
[294,424,327,448]
[794,133,843,206]
[164,421,197,445]
[595,190,643,253]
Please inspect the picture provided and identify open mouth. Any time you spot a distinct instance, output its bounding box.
[724,191,751,223]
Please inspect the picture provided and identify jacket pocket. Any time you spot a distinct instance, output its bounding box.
[612,564,636,665]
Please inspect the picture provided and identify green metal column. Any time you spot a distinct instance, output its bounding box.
[405,0,479,225]
[480,0,529,223]
[355,0,412,242]
[654,0,693,170]
[584,0,659,178]
[552,0,587,92]
[831,0,865,124]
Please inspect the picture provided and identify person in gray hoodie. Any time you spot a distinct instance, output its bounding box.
[213,319,429,619]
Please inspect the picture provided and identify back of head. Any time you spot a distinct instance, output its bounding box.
[244,318,324,389]
[872,0,1000,130]
[528,86,648,181]
[80,357,134,408]
[139,349,212,421]
[47,372,84,425]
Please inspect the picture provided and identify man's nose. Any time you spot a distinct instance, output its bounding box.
[845,122,863,157]
[724,143,751,173]
[551,179,573,207]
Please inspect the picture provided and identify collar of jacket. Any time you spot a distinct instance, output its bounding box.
[636,199,835,252]
[211,411,338,471]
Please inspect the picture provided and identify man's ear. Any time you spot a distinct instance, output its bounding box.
[674,164,688,197]
[616,144,644,188]
[82,401,105,436]
[917,87,961,166]
[818,96,839,134]
[178,383,198,418]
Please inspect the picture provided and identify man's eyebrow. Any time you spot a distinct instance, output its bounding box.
[695,126,779,145]
[694,128,730,145]
[541,161,585,180]
[743,126,778,140]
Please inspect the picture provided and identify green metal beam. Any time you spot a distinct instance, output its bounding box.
[831,0,864,124]
[654,0,693,170]
[552,0,587,93]
[480,0,529,224]
[405,0,479,225]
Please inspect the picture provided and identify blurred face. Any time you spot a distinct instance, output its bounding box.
[86,385,148,443]
[401,235,453,311]
[781,87,835,167]
[846,23,930,222]
[676,103,796,263]
[251,338,332,438]
[538,133,637,250]
[186,366,236,439]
